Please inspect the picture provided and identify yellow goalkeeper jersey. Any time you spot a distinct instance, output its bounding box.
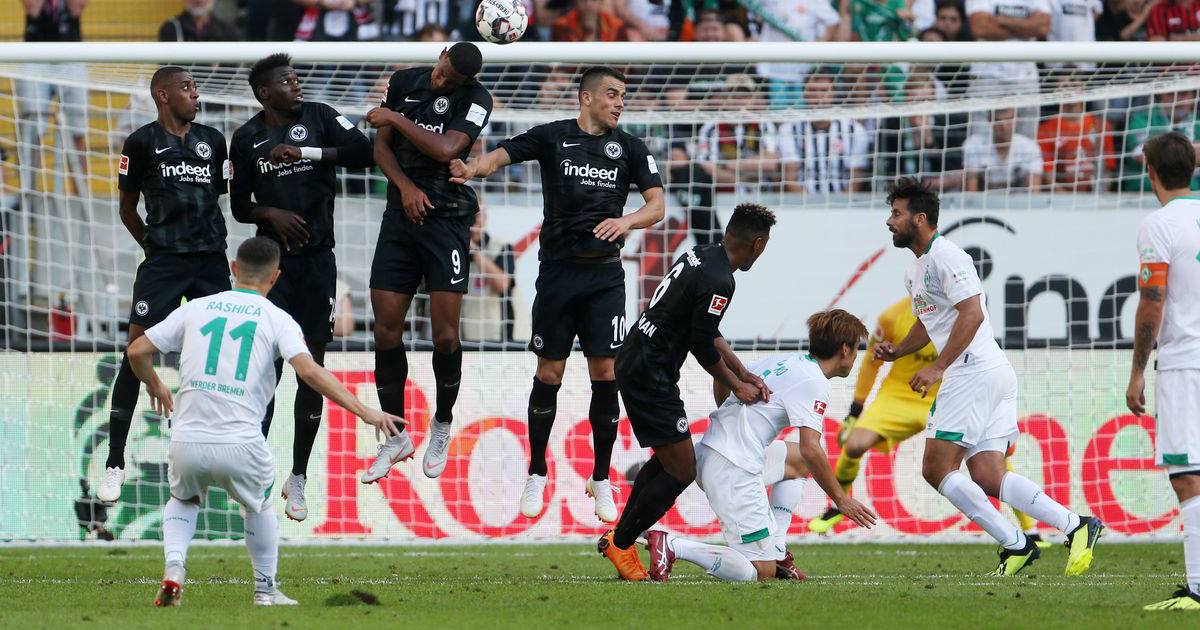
[854,297,941,405]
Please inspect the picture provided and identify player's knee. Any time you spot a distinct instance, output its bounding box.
[373,322,404,350]
[431,329,460,354]
[535,363,565,386]
[922,460,949,489]
[587,360,615,382]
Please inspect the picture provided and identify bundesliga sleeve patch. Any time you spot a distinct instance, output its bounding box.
[222,159,233,180]
[647,155,658,174]
[118,154,129,175]
[813,400,827,415]
[1139,262,1168,287]
[708,294,729,315]
[465,102,488,127]
[336,115,354,130]
[951,266,970,283]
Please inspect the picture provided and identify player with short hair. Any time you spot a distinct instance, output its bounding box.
[598,203,773,581]
[230,52,374,521]
[449,66,666,523]
[359,43,493,483]
[646,309,877,582]
[1127,132,1200,611]
[98,66,233,503]
[878,177,1102,576]
[126,237,402,607]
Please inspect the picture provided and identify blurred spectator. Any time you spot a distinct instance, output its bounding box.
[618,0,676,40]
[695,74,781,191]
[243,0,305,40]
[292,0,379,41]
[647,9,750,105]
[1121,89,1200,191]
[462,208,523,343]
[935,0,973,38]
[876,76,968,191]
[847,0,915,41]
[535,73,574,109]
[1096,0,1158,39]
[965,0,1048,136]
[160,0,239,41]
[332,279,355,338]
[919,27,971,96]
[778,72,871,193]
[380,0,450,40]
[552,0,643,41]
[1146,0,1200,39]
[412,23,448,41]
[963,108,1045,191]
[1037,90,1116,192]
[754,0,847,109]
[1047,0,1101,46]
[912,0,938,30]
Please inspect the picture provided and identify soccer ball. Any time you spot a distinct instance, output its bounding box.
[476,0,528,44]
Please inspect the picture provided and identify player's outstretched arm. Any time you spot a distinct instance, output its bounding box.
[126,336,174,418]
[289,353,404,439]
[798,426,877,529]
[594,187,665,243]
[448,147,513,184]
[1127,281,1166,415]
[117,189,147,249]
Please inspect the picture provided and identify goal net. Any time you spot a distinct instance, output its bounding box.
[0,41,1186,543]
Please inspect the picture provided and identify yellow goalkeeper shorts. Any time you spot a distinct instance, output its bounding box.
[856,394,932,454]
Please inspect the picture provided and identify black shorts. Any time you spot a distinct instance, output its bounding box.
[529,259,626,360]
[129,251,231,327]
[616,351,689,448]
[267,249,337,344]
[370,211,472,295]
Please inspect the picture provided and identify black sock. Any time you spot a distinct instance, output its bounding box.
[614,456,661,538]
[375,347,408,430]
[431,346,462,424]
[527,377,561,476]
[262,359,285,438]
[104,355,139,469]
[292,373,323,477]
[612,467,688,550]
[588,380,619,481]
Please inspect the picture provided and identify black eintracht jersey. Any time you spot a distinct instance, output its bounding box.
[230,101,368,254]
[118,122,229,255]
[499,119,663,261]
[381,67,493,217]
[618,243,734,386]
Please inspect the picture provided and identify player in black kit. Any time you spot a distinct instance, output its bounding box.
[449,66,666,523]
[359,43,493,483]
[230,53,374,521]
[598,203,776,580]
[97,66,232,503]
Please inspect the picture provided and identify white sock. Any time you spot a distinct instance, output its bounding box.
[999,473,1079,534]
[1182,496,1200,597]
[669,535,757,582]
[769,478,807,554]
[243,504,280,593]
[938,471,1025,550]
[162,498,199,567]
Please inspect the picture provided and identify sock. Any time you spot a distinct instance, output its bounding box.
[1005,458,1039,533]
[622,456,663,521]
[999,472,1078,534]
[162,498,199,567]
[431,347,462,424]
[588,380,619,481]
[1180,496,1200,596]
[374,347,408,430]
[292,373,323,477]
[243,504,280,593]
[612,469,689,550]
[769,478,808,552]
[526,378,561,476]
[938,471,1025,550]
[105,355,139,469]
[834,451,862,495]
[669,535,757,582]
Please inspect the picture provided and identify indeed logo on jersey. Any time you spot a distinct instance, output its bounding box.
[160,161,212,183]
[415,119,444,134]
[257,156,314,177]
[560,159,618,188]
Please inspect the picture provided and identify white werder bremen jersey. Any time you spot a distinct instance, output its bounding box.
[1138,196,1200,370]
[700,353,830,475]
[904,235,1007,376]
[144,288,311,443]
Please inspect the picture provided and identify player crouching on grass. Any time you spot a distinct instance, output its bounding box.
[645,310,877,582]
[126,237,403,607]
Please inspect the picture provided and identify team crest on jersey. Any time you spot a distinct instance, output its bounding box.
[289,125,308,142]
[118,154,129,175]
[813,400,827,415]
[135,301,149,316]
[604,141,623,159]
[708,294,729,315]
[676,418,689,433]
[434,97,450,115]
[194,142,212,160]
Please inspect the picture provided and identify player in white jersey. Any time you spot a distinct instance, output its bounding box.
[126,237,403,607]
[1126,132,1200,612]
[877,177,1102,577]
[643,310,877,582]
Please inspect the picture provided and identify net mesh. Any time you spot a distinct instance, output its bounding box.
[0,52,1184,542]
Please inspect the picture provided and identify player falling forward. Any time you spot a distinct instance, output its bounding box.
[879,177,1102,576]
[599,204,773,581]
[647,310,877,582]
[126,238,402,607]
[98,66,233,502]
[360,43,493,482]
[450,66,665,523]
[1126,132,1200,611]
[230,53,374,521]
[809,297,1049,549]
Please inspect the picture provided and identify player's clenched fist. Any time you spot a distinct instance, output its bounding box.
[364,107,399,128]
[872,341,901,362]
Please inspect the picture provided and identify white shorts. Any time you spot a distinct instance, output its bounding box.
[695,443,784,562]
[168,440,275,513]
[1155,369,1200,469]
[925,363,1018,449]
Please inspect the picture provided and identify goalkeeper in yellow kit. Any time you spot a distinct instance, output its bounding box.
[807,298,1049,547]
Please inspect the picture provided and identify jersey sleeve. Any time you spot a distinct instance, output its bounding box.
[118,129,147,193]
[275,313,312,362]
[688,270,733,367]
[320,102,368,147]
[228,127,256,223]
[213,131,229,195]
[779,377,832,433]
[936,248,984,305]
[628,135,663,192]
[382,69,409,109]
[143,302,190,354]
[498,123,552,164]
[446,86,493,141]
[1137,214,1172,287]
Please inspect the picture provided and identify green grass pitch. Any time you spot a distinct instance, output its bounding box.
[0,543,1195,629]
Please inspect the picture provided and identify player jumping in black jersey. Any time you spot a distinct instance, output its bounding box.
[360,43,493,483]
[449,66,666,523]
[230,53,374,521]
[97,66,232,502]
[598,203,775,580]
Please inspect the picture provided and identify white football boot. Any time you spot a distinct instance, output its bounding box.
[520,474,548,518]
[422,420,452,479]
[96,466,124,502]
[282,473,308,521]
[586,478,618,523]
[253,589,298,606]
[361,431,415,483]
